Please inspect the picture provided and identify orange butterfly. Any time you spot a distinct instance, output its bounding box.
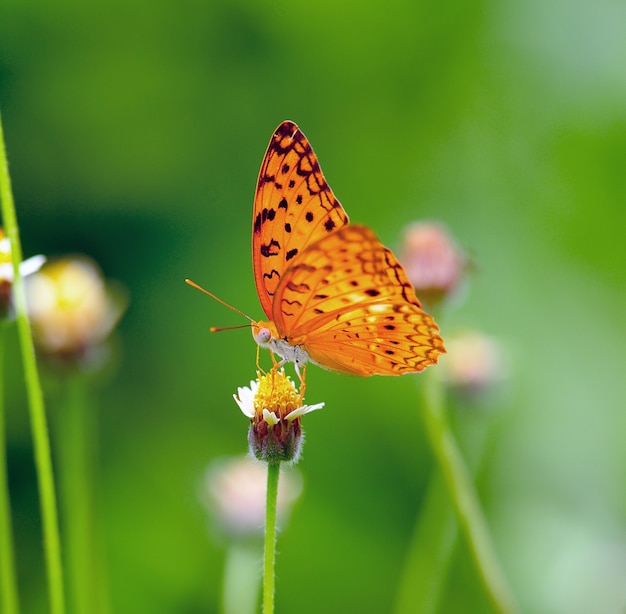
[249,121,445,376]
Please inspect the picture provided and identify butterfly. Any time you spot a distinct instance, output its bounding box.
[249,120,445,376]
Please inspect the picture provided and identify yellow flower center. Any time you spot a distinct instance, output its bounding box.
[254,370,300,420]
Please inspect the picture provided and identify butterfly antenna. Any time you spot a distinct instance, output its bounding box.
[210,324,251,333]
[185,278,254,323]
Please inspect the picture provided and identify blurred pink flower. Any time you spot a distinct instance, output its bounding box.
[400,221,466,307]
[440,329,506,395]
[200,456,302,538]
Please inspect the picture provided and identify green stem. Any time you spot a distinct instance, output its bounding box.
[0,322,21,614]
[419,367,518,614]
[0,110,66,614]
[393,470,457,614]
[222,542,262,614]
[56,375,109,614]
[263,462,280,614]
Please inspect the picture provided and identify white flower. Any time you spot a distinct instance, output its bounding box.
[233,373,324,425]
[234,370,325,463]
[0,235,45,283]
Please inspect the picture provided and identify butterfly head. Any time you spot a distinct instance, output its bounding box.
[251,320,278,347]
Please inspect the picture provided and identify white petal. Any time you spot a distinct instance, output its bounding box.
[20,255,46,278]
[286,402,325,421]
[233,383,256,418]
[233,394,252,418]
[262,409,280,425]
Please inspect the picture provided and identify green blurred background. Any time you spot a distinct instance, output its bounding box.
[2,1,625,612]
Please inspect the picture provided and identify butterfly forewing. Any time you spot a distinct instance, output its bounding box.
[252,121,350,319]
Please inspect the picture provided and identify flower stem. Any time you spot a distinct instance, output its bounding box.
[263,461,280,614]
[55,375,109,614]
[393,470,457,614]
[0,322,21,614]
[0,110,66,614]
[419,367,518,614]
[222,543,261,614]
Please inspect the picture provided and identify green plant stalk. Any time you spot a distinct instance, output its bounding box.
[419,367,518,614]
[0,322,21,614]
[56,375,108,614]
[263,462,280,614]
[0,110,66,614]
[222,542,262,614]
[393,470,457,614]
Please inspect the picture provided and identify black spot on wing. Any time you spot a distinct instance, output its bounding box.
[305,211,314,222]
[260,239,280,257]
[284,223,292,233]
[324,219,336,232]
[286,248,299,261]
[261,208,275,222]
[263,269,280,285]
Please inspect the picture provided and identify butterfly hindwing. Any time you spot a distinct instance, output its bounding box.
[303,303,444,375]
[272,225,444,375]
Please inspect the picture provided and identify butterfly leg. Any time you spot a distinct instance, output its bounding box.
[268,350,287,372]
[295,363,307,401]
[255,344,270,375]
[255,344,262,372]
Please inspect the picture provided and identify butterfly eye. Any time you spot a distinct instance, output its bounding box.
[254,327,272,346]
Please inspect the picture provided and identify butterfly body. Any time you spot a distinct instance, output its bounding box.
[252,319,312,370]
[251,121,445,376]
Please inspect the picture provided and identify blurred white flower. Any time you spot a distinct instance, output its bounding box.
[25,256,125,363]
[200,456,302,538]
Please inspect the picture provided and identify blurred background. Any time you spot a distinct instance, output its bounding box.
[1,1,625,612]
